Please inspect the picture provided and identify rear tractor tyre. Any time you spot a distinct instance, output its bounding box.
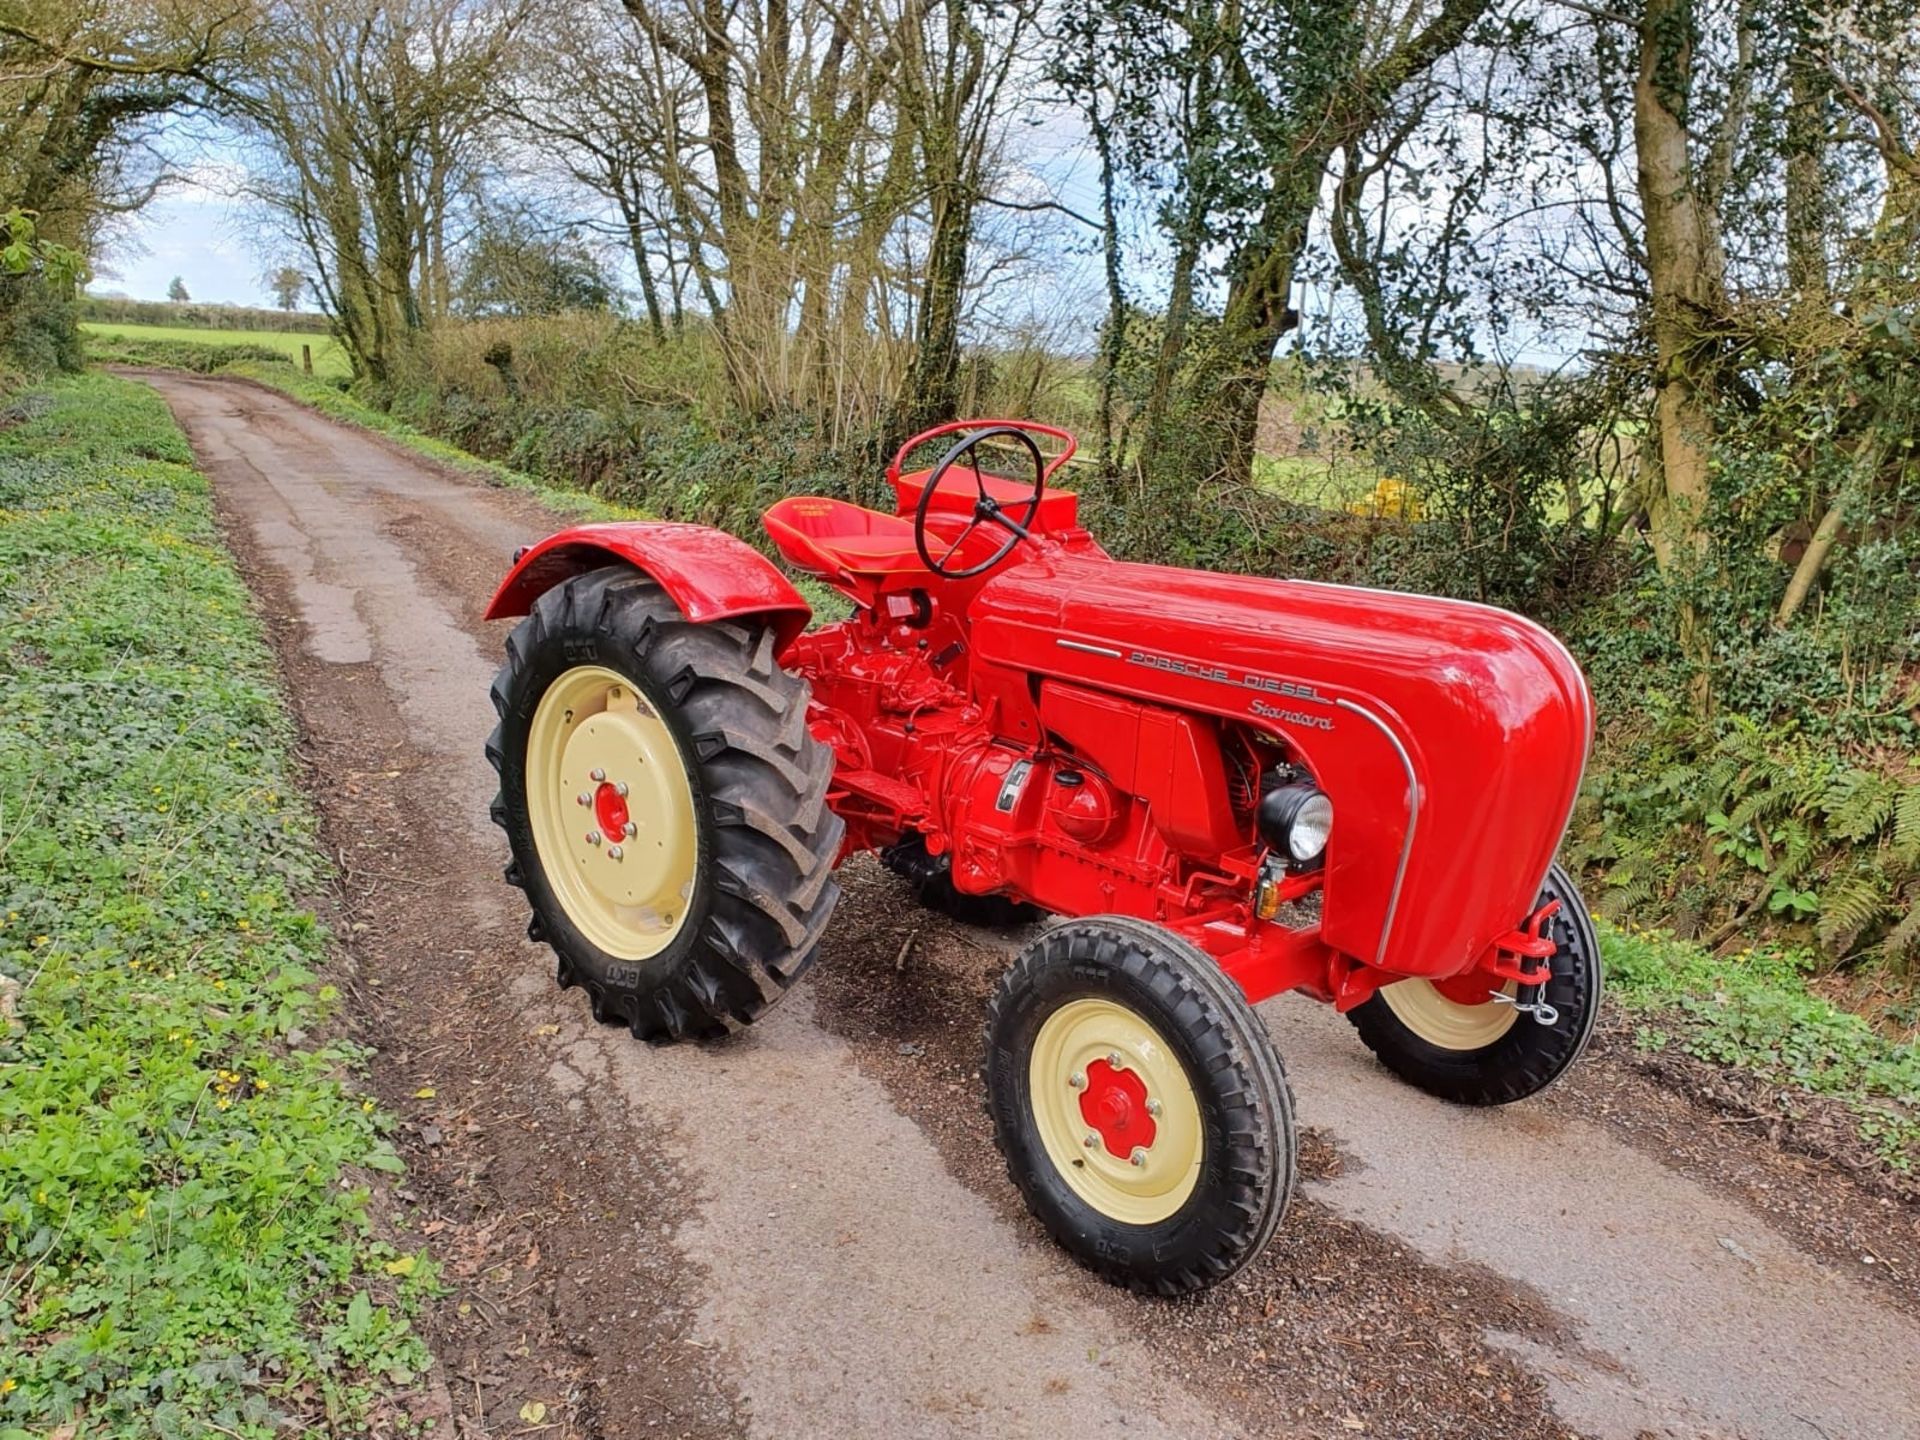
[985,917,1296,1296]
[1348,862,1601,1105]
[487,565,843,1043]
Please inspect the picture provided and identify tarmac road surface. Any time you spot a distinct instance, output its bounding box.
[137,368,1920,1440]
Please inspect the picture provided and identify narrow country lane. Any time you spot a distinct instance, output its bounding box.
[137,370,1920,1440]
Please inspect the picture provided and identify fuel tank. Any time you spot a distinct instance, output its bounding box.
[967,552,1593,980]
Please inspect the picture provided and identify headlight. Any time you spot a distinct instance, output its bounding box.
[1257,783,1334,866]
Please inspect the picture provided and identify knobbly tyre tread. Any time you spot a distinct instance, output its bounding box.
[1347,862,1602,1104]
[487,565,842,1043]
[984,916,1297,1296]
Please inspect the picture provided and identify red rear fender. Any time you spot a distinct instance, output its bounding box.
[485,522,812,653]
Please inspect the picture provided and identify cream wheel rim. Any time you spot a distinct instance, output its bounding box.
[1028,998,1203,1225]
[1381,978,1518,1050]
[525,664,698,960]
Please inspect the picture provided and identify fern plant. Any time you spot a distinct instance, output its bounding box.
[1577,716,1920,968]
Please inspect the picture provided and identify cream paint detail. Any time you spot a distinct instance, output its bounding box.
[525,664,698,959]
[1380,978,1519,1050]
[1028,998,1203,1224]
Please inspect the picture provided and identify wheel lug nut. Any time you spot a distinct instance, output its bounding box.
[576,792,591,807]
[608,845,624,861]
[1129,1146,1147,1167]
[1146,1098,1162,1117]
[586,831,602,846]
[1106,1051,1123,1068]
[1082,1132,1099,1148]
[1068,1071,1086,1090]
[623,821,637,838]
[615,781,628,797]
[590,768,606,782]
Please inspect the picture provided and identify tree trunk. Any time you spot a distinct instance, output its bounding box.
[895,182,972,436]
[1783,48,1829,314]
[1633,0,1724,702]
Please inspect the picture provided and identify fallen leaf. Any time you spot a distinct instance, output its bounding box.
[414,1086,436,1099]
[383,1254,417,1277]
[519,1401,548,1424]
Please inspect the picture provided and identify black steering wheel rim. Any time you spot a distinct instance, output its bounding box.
[912,426,1046,580]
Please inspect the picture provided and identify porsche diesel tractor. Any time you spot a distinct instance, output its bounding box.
[484,420,1601,1294]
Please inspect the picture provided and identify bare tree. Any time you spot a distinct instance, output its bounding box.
[233,0,528,382]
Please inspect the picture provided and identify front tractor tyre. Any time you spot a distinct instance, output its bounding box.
[487,565,843,1043]
[985,917,1297,1296]
[1348,862,1602,1105]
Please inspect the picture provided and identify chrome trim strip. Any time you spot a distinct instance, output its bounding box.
[1334,697,1419,968]
[1056,638,1123,659]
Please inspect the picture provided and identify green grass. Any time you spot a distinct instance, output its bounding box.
[1251,451,1384,509]
[1600,921,1919,1171]
[0,374,435,1435]
[82,323,351,380]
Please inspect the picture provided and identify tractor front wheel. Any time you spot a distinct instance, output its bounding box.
[487,565,842,1043]
[985,917,1296,1295]
[1347,862,1601,1104]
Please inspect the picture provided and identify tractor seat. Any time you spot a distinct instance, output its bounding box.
[762,496,932,579]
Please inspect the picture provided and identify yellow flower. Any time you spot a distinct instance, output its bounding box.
[216,1097,232,1110]
[1,1376,15,1394]
[361,1100,375,1112]
[212,979,226,989]
[236,920,250,932]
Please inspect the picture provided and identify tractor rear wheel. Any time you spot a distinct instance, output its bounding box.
[985,917,1296,1295]
[487,565,842,1043]
[1347,862,1601,1104]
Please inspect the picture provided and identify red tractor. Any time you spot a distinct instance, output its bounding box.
[484,420,1601,1295]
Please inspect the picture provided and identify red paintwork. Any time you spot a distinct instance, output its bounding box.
[484,521,813,651]
[886,418,1078,485]
[1081,1059,1156,1156]
[593,783,629,845]
[496,420,1594,1013]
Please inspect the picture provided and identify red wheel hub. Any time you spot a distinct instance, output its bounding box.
[1079,1058,1156,1156]
[593,781,630,842]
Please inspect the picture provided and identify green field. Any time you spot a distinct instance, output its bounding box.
[82,321,352,379]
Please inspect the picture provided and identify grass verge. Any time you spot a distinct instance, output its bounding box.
[1601,922,1919,1177]
[0,374,436,1435]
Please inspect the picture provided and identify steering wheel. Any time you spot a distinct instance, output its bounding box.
[913,426,1046,579]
